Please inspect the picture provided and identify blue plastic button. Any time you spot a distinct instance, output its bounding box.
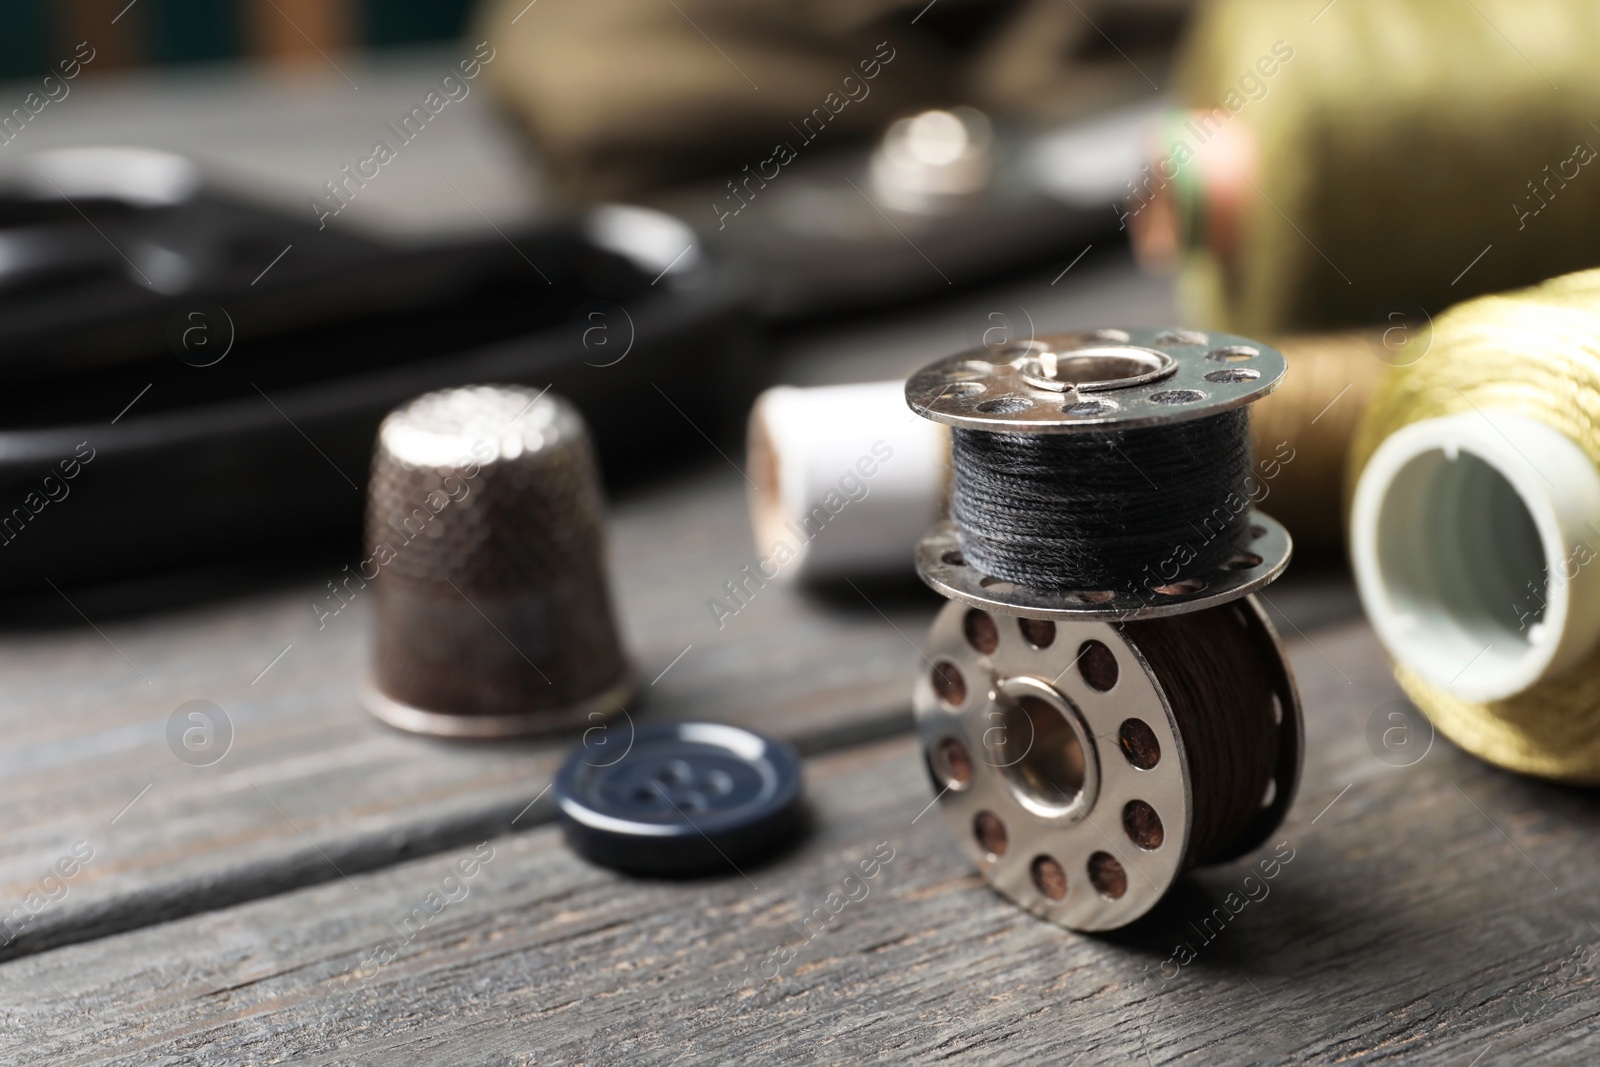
[555,722,805,876]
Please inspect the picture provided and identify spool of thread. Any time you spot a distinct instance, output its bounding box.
[918,596,1298,930]
[1349,269,1600,782]
[1140,0,1600,337]
[746,332,1380,572]
[747,381,949,583]
[906,328,1302,931]
[1246,330,1382,554]
[362,385,633,738]
[949,406,1254,590]
[906,329,1294,606]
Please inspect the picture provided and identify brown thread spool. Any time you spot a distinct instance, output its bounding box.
[1249,331,1385,557]
[916,595,1299,931]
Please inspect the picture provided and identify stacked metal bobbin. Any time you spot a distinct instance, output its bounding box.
[906,329,1303,931]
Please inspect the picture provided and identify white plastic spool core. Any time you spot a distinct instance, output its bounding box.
[747,382,949,583]
[1352,410,1600,702]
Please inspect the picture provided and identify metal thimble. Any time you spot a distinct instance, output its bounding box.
[360,385,633,738]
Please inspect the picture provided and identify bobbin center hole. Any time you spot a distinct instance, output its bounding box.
[1014,345,1176,394]
[991,678,1098,821]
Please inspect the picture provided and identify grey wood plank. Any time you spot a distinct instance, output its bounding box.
[0,467,934,962]
[5,622,1595,1065]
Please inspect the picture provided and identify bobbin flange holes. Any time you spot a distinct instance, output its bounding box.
[913,596,1303,932]
[914,513,1292,621]
[914,602,1190,931]
[907,328,1286,433]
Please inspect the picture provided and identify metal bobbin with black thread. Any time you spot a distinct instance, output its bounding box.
[361,384,633,739]
[905,329,1303,931]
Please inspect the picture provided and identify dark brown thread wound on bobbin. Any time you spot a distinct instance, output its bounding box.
[950,409,1253,590]
[1123,604,1279,867]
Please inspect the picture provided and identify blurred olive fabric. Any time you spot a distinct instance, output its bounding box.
[478,0,1190,201]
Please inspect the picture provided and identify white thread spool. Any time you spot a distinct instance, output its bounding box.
[747,382,949,582]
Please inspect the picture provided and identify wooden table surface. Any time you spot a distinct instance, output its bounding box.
[2,59,1598,1061]
[3,449,1598,1065]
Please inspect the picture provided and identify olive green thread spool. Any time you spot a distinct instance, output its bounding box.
[1138,0,1600,337]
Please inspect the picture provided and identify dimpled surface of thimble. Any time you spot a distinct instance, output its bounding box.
[365,385,630,731]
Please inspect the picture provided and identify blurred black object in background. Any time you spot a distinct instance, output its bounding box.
[0,0,1193,600]
[0,152,752,593]
[658,104,1158,317]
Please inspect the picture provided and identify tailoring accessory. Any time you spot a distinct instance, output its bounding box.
[907,328,1302,930]
[362,385,633,738]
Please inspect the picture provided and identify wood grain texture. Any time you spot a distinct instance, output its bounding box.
[5,622,1597,1065]
[0,469,934,962]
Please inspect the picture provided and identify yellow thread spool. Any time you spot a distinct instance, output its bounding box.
[1349,270,1600,782]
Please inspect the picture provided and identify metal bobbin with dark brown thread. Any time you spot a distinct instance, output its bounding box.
[361,385,633,739]
[907,328,1303,932]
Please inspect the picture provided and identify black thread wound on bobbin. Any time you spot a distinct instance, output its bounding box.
[949,409,1252,591]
